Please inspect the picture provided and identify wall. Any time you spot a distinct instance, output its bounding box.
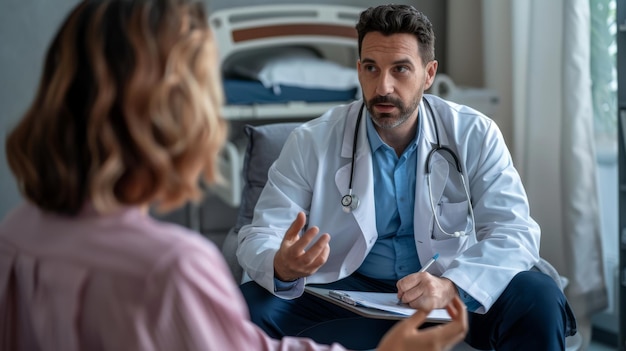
[0,0,79,219]
[446,0,484,87]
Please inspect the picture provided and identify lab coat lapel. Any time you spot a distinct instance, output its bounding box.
[335,102,377,243]
[415,98,445,249]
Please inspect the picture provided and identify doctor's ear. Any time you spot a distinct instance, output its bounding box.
[423,60,438,90]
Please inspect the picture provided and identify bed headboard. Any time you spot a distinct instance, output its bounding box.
[209,5,362,65]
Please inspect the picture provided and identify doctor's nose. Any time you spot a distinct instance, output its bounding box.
[375,72,394,96]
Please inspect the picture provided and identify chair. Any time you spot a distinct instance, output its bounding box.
[221,122,302,283]
[221,122,582,351]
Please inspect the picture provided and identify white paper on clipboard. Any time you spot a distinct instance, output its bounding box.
[330,289,451,320]
[305,287,451,322]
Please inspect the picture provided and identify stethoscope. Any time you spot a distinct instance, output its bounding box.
[341,98,475,238]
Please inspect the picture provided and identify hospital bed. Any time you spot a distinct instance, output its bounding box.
[207,4,363,207]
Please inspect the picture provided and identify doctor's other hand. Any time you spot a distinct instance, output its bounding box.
[273,212,330,282]
[377,295,468,351]
[397,272,458,311]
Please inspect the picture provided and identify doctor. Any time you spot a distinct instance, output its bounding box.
[238,4,576,350]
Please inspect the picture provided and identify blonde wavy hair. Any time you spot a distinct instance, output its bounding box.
[6,0,227,215]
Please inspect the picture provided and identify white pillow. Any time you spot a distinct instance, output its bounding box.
[227,47,319,81]
[257,56,359,94]
[226,47,359,95]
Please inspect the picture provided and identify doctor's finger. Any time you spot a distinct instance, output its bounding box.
[397,276,427,302]
[298,233,330,265]
[407,290,438,311]
[296,249,329,276]
[396,272,423,292]
[290,226,323,252]
[302,247,330,275]
[283,212,307,242]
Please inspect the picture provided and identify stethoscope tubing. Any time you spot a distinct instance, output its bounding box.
[344,97,476,237]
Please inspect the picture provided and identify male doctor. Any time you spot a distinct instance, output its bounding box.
[238,4,576,350]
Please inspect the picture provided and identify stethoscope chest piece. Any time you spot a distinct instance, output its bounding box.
[341,191,360,213]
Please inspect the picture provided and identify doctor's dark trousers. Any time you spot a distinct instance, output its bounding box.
[240,270,577,351]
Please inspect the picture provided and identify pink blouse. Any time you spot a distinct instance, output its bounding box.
[0,203,347,351]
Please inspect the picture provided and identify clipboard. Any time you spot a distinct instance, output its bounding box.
[304,286,451,322]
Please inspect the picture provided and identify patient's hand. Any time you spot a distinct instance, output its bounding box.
[273,212,330,282]
[377,295,468,351]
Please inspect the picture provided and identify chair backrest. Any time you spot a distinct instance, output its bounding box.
[221,122,301,283]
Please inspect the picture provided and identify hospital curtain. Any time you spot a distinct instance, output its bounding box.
[506,0,608,348]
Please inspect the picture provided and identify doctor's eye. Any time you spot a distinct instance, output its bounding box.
[394,65,410,73]
[363,64,378,73]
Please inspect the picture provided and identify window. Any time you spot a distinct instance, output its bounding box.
[590,0,619,341]
[591,0,617,153]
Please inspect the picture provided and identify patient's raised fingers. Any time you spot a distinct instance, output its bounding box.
[403,308,430,329]
[437,297,468,343]
[446,296,467,321]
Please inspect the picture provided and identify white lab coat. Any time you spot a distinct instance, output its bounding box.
[237,95,540,312]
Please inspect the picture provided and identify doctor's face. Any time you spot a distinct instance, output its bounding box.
[358,32,437,130]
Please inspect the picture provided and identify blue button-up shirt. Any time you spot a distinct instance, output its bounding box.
[356,110,481,312]
[356,113,423,280]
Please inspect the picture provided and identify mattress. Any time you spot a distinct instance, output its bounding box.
[224,78,358,105]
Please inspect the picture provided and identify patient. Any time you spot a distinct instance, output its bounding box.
[0,0,467,350]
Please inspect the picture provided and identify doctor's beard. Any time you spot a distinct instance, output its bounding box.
[365,94,421,130]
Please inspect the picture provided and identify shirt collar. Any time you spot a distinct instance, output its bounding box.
[365,109,422,155]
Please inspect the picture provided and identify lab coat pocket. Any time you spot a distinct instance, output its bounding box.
[431,200,470,241]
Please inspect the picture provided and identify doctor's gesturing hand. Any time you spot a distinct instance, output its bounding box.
[273,212,331,282]
[396,272,459,311]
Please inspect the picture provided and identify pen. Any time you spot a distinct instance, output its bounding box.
[397,253,440,305]
[419,253,439,273]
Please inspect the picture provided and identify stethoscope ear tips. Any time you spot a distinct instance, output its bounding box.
[453,231,464,237]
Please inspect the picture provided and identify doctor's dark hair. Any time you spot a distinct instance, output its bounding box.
[356,4,435,65]
[5,0,227,216]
